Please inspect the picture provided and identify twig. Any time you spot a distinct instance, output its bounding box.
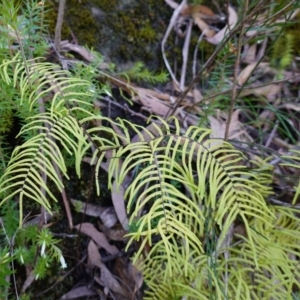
[164,1,267,120]
[0,218,19,300]
[35,72,74,228]
[36,254,88,297]
[162,0,187,88]
[192,30,206,78]
[180,19,192,91]
[265,121,279,148]
[181,73,300,125]
[224,0,248,141]
[55,0,66,52]
[267,198,300,209]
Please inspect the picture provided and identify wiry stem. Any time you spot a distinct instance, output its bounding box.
[55,0,67,52]
[224,0,249,141]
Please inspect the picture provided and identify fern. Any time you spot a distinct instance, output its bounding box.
[0,54,291,298]
[118,61,169,84]
[0,29,300,298]
[271,33,294,70]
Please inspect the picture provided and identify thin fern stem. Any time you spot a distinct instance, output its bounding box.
[224,0,248,141]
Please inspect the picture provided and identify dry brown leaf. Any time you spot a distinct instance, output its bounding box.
[74,223,118,255]
[134,87,171,116]
[132,86,170,101]
[283,71,300,83]
[193,88,203,103]
[114,258,143,299]
[21,270,35,294]
[87,240,102,268]
[209,110,246,145]
[279,103,300,111]
[111,122,128,146]
[73,198,118,229]
[242,43,257,64]
[206,6,237,45]
[182,4,224,23]
[181,4,215,17]
[100,207,119,229]
[70,199,108,218]
[60,286,97,300]
[127,261,144,292]
[237,62,270,86]
[60,41,109,69]
[88,240,125,295]
[112,180,129,230]
[209,115,226,147]
[240,84,281,101]
[192,15,215,37]
[98,222,128,242]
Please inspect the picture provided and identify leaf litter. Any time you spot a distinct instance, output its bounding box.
[38,1,300,299]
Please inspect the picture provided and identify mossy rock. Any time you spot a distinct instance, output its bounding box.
[45,0,171,70]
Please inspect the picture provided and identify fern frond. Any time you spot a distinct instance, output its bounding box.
[79,115,275,299]
[280,149,300,205]
[118,61,168,84]
[271,32,294,69]
[0,112,89,226]
[0,53,95,114]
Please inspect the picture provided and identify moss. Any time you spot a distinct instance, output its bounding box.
[44,0,169,70]
[44,0,231,73]
[91,0,118,11]
[45,0,98,46]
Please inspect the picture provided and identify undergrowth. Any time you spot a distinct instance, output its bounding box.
[0,0,300,299]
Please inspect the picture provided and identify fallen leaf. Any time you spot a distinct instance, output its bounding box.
[206,6,238,45]
[88,241,125,295]
[112,180,129,230]
[114,257,143,299]
[128,261,144,291]
[192,14,215,37]
[98,222,128,242]
[209,110,246,145]
[279,103,300,111]
[99,207,119,229]
[134,87,171,116]
[242,43,257,64]
[21,270,35,294]
[237,62,270,86]
[71,200,118,228]
[60,286,97,300]
[60,41,109,69]
[240,84,281,101]
[74,223,118,255]
[131,122,161,144]
[70,199,108,218]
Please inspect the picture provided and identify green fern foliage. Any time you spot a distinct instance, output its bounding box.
[0,54,94,226]
[271,33,294,69]
[118,61,168,84]
[281,149,300,205]
[1,52,300,298]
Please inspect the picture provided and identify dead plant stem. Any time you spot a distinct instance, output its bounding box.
[55,0,66,52]
[164,0,267,120]
[224,0,249,141]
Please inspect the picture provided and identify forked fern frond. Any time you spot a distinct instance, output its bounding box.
[281,149,300,205]
[1,55,297,298]
[0,112,90,226]
[80,115,278,298]
[0,53,95,113]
